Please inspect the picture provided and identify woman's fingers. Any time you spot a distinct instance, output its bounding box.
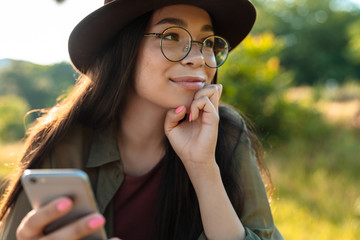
[17,197,106,240]
[42,213,105,240]
[164,84,222,131]
[164,105,187,135]
[190,84,222,123]
[189,96,219,123]
[17,197,73,239]
[193,84,222,109]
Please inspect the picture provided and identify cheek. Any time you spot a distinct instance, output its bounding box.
[208,68,217,83]
[134,46,167,95]
[135,45,164,79]
[134,48,153,87]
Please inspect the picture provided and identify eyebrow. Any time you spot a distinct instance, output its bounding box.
[156,18,187,27]
[155,17,214,32]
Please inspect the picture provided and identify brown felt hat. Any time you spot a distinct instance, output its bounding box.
[68,0,256,73]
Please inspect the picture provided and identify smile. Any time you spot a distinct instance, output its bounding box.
[170,76,206,91]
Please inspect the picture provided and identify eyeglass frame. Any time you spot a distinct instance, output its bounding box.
[144,26,230,68]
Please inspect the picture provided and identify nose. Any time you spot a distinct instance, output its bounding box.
[180,43,205,67]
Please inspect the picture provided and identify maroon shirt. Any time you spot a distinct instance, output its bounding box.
[113,160,164,240]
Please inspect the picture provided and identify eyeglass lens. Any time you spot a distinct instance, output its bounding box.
[160,27,229,68]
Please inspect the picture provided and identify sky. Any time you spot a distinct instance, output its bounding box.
[0,0,360,66]
[0,0,102,65]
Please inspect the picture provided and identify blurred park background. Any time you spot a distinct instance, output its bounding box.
[1,0,360,239]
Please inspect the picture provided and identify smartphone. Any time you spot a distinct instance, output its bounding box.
[21,169,107,240]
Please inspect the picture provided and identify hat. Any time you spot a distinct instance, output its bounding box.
[68,0,256,73]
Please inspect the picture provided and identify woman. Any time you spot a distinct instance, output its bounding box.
[0,0,283,239]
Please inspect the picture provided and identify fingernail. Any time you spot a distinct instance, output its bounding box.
[88,216,105,229]
[189,113,192,122]
[57,199,72,212]
[175,105,185,114]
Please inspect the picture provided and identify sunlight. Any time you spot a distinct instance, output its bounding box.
[0,0,102,65]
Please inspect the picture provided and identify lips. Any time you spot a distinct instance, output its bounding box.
[170,76,206,91]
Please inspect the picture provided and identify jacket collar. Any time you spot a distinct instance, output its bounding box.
[86,123,121,168]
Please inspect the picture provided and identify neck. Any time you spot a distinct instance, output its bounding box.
[117,93,167,176]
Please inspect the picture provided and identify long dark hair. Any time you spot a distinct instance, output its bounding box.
[0,11,271,239]
[0,11,151,224]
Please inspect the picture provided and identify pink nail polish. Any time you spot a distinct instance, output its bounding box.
[175,105,184,114]
[189,113,192,122]
[88,216,105,229]
[57,199,72,212]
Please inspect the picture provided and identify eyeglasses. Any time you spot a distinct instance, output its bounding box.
[144,26,230,68]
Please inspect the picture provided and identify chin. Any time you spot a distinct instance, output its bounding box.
[178,97,194,110]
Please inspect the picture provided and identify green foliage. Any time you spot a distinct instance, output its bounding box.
[0,95,29,142]
[220,33,330,145]
[0,60,77,141]
[0,60,77,110]
[252,0,360,85]
[346,18,360,64]
[269,126,360,239]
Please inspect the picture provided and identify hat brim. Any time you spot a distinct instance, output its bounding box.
[68,0,256,73]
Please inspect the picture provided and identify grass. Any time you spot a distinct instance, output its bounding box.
[267,83,360,239]
[272,198,360,240]
[0,141,23,178]
[0,141,23,196]
[268,133,360,239]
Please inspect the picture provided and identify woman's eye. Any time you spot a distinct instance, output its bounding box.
[163,33,180,41]
[204,39,214,48]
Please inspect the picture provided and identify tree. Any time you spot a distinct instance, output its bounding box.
[0,60,77,110]
[0,60,77,141]
[252,0,360,85]
[0,95,29,142]
[220,32,328,145]
[346,18,360,64]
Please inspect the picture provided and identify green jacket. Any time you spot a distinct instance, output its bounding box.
[1,108,283,240]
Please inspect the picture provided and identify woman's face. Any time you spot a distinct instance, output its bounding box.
[133,4,217,110]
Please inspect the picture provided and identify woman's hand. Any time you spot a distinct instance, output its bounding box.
[164,83,222,171]
[16,197,119,240]
[164,83,246,240]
